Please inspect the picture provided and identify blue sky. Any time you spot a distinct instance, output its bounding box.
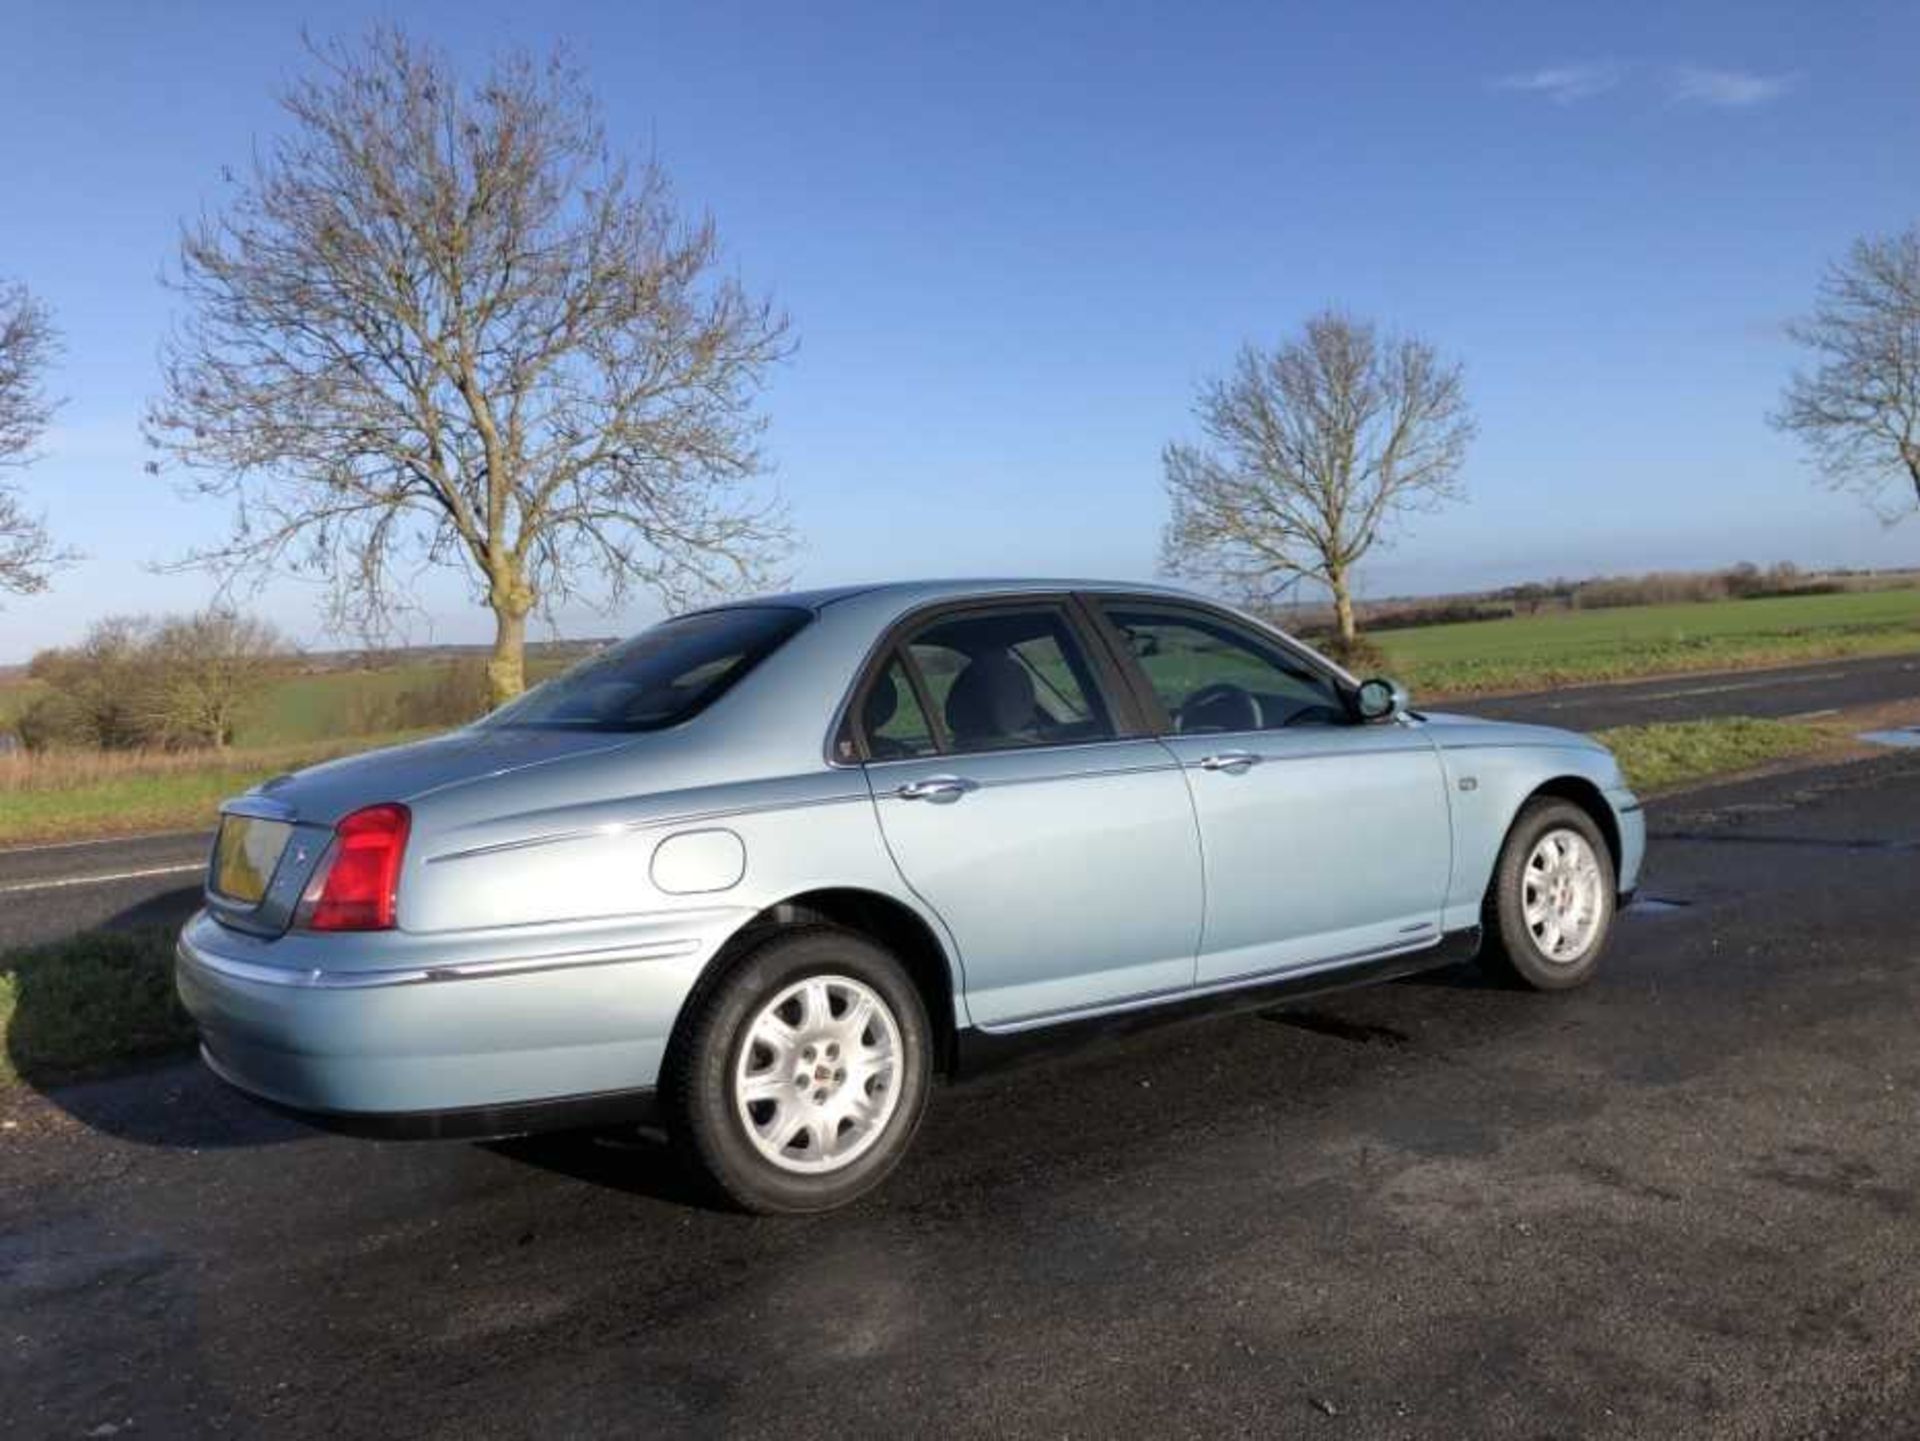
[2,0,1917,660]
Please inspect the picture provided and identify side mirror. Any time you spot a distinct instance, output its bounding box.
[1355,676,1408,722]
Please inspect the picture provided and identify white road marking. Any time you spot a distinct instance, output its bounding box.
[1782,708,1841,721]
[1629,672,1846,703]
[0,863,205,896]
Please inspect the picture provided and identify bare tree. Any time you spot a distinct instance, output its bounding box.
[1773,226,1920,520]
[146,29,792,705]
[0,281,66,597]
[23,610,290,751]
[25,617,157,750]
[1161,312,1474,654]
[143,610,292,749]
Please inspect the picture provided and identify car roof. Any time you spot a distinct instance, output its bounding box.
[693,577,1210,616]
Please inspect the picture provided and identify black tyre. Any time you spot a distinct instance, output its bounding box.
[664,926,933,1214]
[1480,798,1617,991]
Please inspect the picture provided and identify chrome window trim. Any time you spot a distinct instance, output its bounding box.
[821,590,1151,769]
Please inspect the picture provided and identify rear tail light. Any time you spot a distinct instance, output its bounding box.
[298,803,411,931]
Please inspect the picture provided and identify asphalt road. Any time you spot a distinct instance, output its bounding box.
[1453,649,1920,733]
[7,752,1920,1437]
[0,832,211,951]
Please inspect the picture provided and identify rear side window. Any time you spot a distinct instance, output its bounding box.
[862,657,939,760]
[853,606,1116,757]
[486,606,809,732]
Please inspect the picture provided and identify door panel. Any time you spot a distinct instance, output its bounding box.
[1091,599,1452,983]
[869,742,1205,1027]
[1160,727,1452,982]
[850,600,1202,1030]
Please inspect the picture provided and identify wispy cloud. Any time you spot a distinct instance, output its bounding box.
[1666,65,1798,108]
[1493,62,1623,105]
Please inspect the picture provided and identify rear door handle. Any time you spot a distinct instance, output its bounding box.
[1198,751,1260,774]
[894,775,979,802]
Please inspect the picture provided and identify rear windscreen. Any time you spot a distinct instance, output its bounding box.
[483,606,809,733]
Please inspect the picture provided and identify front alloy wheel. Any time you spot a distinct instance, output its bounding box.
[667,927,932,1214]
[1482,797,1618,990]
[1520,827,1608,964]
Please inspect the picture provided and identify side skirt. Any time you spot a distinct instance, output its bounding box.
[951,926,1482,1081]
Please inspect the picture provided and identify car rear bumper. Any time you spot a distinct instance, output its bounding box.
[175,905,745,1125]
[197,1044,658,1140]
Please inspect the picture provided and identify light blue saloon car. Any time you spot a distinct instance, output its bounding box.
[177,580,1643,1212]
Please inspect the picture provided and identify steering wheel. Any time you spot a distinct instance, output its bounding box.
[1176,682,1261,734]
[1277,701,1347,729]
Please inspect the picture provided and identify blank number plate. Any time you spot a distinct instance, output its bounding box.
[211,816,293,905]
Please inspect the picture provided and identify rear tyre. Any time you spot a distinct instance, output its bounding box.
[1480,798,1617,991]
[665,926,932,1214]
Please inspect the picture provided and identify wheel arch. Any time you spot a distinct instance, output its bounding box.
[1511,775,1622,878]
[666,887,962,1079]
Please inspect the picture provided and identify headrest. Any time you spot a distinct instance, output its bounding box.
[945,652,1036,746]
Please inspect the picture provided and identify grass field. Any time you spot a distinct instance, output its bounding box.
[0,735,427,844]
[236,664,441,744]
[1378,587,1920,695]
[0,655,575,749]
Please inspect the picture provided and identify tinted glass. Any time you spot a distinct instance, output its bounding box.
[903,608,1113,752]
[486,606,808,732]
[1105,607,1350,732]
[861,656,938,760]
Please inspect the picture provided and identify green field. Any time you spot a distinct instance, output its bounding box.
[1377,587,1920,695]
[236,665,440,744]
[0,654,577,750]
[0,736,432,844]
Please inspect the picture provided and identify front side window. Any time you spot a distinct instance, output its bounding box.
[855,607,1116,756]
[486,606,809,732]
[1103,606,1351,733]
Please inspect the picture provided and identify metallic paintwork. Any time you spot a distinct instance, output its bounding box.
[176,578,1645,1125]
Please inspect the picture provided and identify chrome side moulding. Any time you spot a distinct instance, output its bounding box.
[177,933,703,990]
[422,790,871,865]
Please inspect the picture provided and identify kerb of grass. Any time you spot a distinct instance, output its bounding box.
[1595,717,1835,794]
[1,928,196,1092]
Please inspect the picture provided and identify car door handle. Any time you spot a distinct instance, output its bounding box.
[893,775,979,802]
[1198,750,1260,774]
